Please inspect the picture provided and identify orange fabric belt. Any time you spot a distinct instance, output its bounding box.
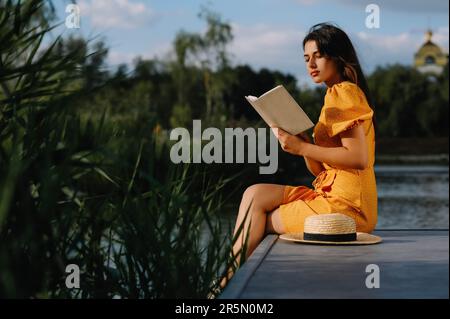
[312,169,336,197]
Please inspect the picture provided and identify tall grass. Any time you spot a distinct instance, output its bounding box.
[0,0,246,298]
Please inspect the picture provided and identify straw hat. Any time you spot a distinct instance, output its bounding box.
[279,213,382,245]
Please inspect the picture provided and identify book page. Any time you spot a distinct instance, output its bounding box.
[245,96,280,129]
[245,86,314,135]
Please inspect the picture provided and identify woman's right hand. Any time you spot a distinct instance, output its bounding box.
[297,132,312,144]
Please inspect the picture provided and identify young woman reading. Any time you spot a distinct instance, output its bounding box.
[221,22,378,289]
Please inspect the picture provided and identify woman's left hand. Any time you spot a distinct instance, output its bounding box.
[271,127,311,156]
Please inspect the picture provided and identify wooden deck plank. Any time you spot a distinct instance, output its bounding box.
[219,234,278,299]
[220,230,449,299]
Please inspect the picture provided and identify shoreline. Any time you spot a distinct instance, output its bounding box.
[375,153,449,165]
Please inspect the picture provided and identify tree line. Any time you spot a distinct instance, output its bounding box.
[62,6,448,139]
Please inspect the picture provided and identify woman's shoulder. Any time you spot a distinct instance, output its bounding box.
[326,80,362,97]
[324,81,367,108]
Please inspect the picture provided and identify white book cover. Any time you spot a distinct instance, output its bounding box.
[245,85,314,135]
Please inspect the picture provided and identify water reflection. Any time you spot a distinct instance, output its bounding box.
[375,165,449,229]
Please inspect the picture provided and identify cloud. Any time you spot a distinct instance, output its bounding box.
[108,23,306,74]
[230,23,306,75]
[355,0,449,14]
[432,26,450,49]
[108,41,172,68]
[78,0,156,29]
[354,26,449,71]
[108,51,137,66]
[228,22,449,86]
[293,0,449,13]
[106,21,448,86]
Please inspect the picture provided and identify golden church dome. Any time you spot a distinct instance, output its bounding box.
[414,30,448,75]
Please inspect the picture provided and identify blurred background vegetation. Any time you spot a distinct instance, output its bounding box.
[0,0,448,298]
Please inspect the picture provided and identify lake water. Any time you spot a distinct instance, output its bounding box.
[221,165,449,231]
[374,165,448,229]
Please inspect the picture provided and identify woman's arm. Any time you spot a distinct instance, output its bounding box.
[296,132,325,176]
[304,156,325,177]
[275,125,369,170]
[301,125,368,170]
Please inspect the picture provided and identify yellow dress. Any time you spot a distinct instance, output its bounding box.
[279,81,378,233]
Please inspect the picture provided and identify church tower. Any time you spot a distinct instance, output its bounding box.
[414,29,448,75]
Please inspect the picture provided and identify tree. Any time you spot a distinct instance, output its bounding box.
[169,6,235,124]
[367,64,448,137]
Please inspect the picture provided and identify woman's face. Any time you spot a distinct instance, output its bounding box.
[304,40,341,86]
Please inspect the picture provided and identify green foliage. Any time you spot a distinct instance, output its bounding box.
[170,103,192,128]
[368,64,448,137]
[171,6,235,122]
[0,0,243,299]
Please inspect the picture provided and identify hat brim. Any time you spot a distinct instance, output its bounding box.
[279,232,382,245]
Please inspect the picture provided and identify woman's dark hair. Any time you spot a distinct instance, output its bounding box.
[303,22,377,132]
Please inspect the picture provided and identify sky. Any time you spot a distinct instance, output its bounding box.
[54,0,449,87]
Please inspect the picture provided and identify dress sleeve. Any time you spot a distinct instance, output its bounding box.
[323,82,374,137]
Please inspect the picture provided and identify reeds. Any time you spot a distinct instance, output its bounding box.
[0,0,247,298]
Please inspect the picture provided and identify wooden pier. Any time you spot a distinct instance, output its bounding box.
[220,230,449,299]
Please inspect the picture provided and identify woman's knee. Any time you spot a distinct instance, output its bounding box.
[241,183,285,212]
[242,184,265,207]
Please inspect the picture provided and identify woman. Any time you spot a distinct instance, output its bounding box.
[223,23,378,287]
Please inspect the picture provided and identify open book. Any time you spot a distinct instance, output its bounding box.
[245,85,314,135]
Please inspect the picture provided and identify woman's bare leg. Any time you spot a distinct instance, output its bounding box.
[265,207,286,235]
[220,184,286,288]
